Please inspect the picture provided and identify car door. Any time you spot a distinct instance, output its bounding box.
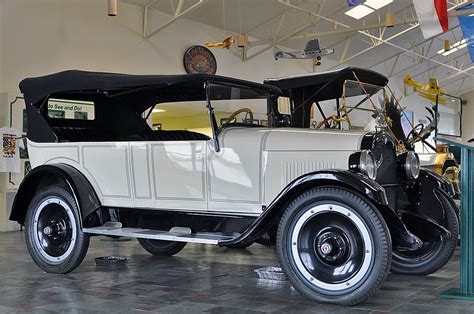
[130,140,208,211]
[207,128,268,215]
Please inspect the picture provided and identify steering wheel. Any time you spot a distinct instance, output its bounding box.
[407,123,424,143]
[225,108,254,125]
[316,115,348,129]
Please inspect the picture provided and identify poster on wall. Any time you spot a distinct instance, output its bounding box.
[0,127,21,173]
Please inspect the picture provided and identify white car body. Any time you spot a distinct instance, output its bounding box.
[28,128,364,216]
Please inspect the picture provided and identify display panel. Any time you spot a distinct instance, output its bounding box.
[436,94,462,138]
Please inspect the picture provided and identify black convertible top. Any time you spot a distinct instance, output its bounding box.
[264,66,388,101]
[20,70,281,106]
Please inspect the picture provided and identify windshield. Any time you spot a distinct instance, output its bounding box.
[279,80,385,131]
[209,82,269,127]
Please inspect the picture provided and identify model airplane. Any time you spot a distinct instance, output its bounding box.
[404,75,447,104]
[205,35,235,49]
[273,39,334,65]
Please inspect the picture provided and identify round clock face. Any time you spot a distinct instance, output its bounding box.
[183,46,217,75]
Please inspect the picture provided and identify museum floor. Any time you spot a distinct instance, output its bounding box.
[0,232,472,313]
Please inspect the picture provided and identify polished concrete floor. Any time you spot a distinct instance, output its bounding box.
[0,231,472,313]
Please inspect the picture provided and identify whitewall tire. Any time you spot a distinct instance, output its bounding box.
[276,187,391,306]
[25,186,89,274]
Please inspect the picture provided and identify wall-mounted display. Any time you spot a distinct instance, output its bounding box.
[183,45,217,74]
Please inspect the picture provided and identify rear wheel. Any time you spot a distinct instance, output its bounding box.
[25,186,89,274]
[137,238,186,256]
[391,193,459,275]
[277,187,391,306]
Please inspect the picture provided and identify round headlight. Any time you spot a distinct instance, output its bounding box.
[397,151,420,179]
[349,150,377,180]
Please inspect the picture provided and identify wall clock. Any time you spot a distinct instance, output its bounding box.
[183,45,217,75]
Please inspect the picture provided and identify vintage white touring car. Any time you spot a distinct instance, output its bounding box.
[9,69,453,306]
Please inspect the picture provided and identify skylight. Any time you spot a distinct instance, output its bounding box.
[364,0,393,10]
[345,0,393,19]
[437,39,468,56]
[345,5,374,19]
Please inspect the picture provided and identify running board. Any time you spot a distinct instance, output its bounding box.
[83,226,237,245]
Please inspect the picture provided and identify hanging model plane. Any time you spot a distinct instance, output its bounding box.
[205,35,235,49]
[273,39,335,65]
[404,75,447,104]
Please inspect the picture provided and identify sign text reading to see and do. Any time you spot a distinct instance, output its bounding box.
[47,99,95,120]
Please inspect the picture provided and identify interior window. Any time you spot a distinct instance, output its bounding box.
[148,100,213,137]
[149,83,270,137]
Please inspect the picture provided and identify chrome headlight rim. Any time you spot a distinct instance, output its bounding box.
[398,151,420,179]
[349,150,377,180]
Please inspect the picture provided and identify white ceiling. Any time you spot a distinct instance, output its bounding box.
[121,0,474,97]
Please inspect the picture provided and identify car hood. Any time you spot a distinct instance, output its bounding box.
[264,128,365,152]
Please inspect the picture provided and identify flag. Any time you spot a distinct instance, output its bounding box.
[347,0,365,6]
[413,0,449,39]
[457,3,474,62]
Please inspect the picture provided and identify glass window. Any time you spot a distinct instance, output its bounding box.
[436,94,461,137]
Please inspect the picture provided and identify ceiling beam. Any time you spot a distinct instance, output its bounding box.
[280,8,474,38]
[279,0,474,78]
[370,25,460,74]
[143,0,207,39]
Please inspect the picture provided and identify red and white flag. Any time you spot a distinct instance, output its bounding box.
[413,0,449,39]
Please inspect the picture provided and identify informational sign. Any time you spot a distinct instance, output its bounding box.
[47,98,95,120]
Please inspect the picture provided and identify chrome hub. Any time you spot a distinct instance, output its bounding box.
[316,231,349,264]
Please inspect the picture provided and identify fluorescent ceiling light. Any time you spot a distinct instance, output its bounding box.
[441,48,458,56]
[345,5,374,19]
[453,39,466,48]
[364,0,393,10]
[152,108,166,113]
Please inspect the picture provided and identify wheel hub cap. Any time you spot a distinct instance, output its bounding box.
[289,203,374,292]
[316,231,348,264]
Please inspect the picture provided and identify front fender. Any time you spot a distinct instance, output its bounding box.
[419,168,455,197]
[9,164,100,226]
[220,170,389,246]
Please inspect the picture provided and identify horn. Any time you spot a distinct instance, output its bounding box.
[426,116,432,123]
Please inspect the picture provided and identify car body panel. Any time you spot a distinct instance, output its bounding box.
[263,128,365,204]
[26,127,366,216]
[208,128,269,214]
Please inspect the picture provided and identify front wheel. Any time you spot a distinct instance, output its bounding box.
[391,192,459,275]
[25,186,89,274]
[277,187,391,306]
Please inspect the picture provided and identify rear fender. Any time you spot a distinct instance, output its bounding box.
[9,164,101,226]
